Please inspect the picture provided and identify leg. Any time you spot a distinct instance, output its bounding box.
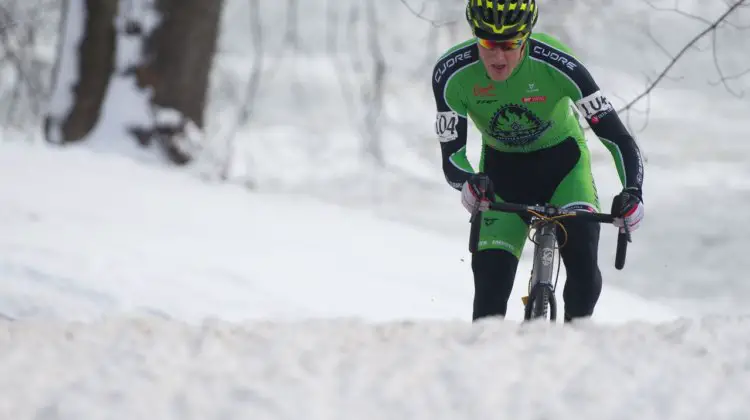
[469,207,528,321]
[469,145,535,321]
[548,138,603,320]
[557,218,602,320]
[471,249,519,320]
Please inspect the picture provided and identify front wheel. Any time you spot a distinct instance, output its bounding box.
[523,284,557,322]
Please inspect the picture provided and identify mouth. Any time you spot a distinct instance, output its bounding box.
[491,64,507,72]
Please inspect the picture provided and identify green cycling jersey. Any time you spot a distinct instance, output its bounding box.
[432,32,644,195]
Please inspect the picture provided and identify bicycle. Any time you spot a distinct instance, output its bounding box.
[468,196,631,322]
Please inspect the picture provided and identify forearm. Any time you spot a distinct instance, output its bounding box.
[575,92,644,192]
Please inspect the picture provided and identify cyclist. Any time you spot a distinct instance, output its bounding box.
[432,0,645,322]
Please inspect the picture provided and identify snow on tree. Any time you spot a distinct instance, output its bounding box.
[44,0,117,145]
[44,0,224,165]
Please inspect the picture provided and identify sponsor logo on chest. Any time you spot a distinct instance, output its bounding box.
[522,95,547,103]
[473,83,496,97]
[522,81,546,103]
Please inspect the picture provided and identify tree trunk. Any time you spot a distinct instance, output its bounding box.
[136,0,224,164]
[45,0,117,144]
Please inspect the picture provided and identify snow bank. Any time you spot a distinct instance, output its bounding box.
[0,315,748,420]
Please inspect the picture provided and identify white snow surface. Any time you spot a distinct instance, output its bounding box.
[2,1,749,417]
[1,315,750,420]
[1,140,749,420]
[0,141,675,324]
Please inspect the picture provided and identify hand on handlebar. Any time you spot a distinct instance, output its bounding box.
[461,174,494,215]
[612,187,644,233]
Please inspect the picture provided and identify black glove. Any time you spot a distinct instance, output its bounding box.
[461,173,495,215]
[612,187,644,232]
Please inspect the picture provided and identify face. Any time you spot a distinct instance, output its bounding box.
[476,35,528,81]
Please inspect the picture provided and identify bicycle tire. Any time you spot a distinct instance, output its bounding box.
[524,284,557,322]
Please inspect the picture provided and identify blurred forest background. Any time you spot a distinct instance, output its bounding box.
[0,0,749,311]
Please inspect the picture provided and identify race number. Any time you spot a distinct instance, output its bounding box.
[435,111,459,142]
[574,90,614,121]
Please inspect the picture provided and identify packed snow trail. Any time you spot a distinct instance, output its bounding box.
[1,316,749,420]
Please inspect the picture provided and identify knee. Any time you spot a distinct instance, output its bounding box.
[472,249,518,285]
[559,219,601,270]
[559,221,603,317]
[562,259,602,318]
[561,244,602,295]
[565,255,601,282]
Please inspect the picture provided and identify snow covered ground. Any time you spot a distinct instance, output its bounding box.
[2,315,750,420]
[1,1,749,417]
[0,141,676,324]
[3,140,750,420]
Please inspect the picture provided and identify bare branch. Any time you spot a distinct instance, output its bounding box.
[643,0,713,25]
[0,0,57,131]
[710,28,744,98]
[644,28,687,82]
[617,0,748,115]
[283,0,299,51]
[218,0,264,182]
[711,67,750,83]
[397,0,457,28]
[363,0,386,165]
[644,0,749,29]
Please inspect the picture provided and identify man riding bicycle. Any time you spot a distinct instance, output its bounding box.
[432,0,645,322]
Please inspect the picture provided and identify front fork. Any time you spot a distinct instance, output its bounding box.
[522,222,557,305]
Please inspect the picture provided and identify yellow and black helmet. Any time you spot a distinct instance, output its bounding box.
[466,0,539,40]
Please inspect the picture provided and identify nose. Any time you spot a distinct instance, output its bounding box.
[490,50,508,63]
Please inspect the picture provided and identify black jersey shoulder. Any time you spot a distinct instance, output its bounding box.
[432,41,480,89]
[527,36,598,98]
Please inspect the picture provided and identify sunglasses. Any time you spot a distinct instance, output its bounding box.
[476,34,529,51]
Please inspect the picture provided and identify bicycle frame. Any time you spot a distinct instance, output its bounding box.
[469,200,632,321]
[525,215,559,320]
[529,216,557,290]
